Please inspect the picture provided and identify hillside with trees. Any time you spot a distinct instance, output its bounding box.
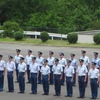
[0,0,100,34]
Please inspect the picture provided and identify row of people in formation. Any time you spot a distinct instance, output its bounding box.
[0,49,100,99]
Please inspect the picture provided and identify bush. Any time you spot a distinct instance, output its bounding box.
[67,33,78,44]
[0,30,14,38]
[40,31,49,42]
[93,33,100,44]
[1,21,23,38]
[14,31,24,41]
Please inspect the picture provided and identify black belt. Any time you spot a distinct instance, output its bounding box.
[78,76,85,78]
[54,74,61,76]
[90,78,97,80]
[42,74,48,76]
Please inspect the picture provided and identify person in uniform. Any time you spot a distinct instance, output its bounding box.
[18,57,27,94]
[41,59,50,95]
[36,51,44,84]
[64,59,74,97]
[6,55,16,93]
[77,58,88,98]
[25,50,34,83]
[14,49,22,83]
[29,57,40,94]
[70,53,77,86]
[52,58,63,96]
[47,51,55,85]
[59,52,67,85]
[0,54,6,92]
[92,52,100,71]
[80,50,90,87]
[88,61,100,99]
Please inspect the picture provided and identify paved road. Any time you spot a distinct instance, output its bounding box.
[0,43,100,100]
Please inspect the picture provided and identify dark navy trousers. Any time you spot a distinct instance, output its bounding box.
[19,72,25,92]
[42,75,49,94]
[73,68,76,86]
[66,77,73,96]
[31,73,37,93]
[7,71,14,92]
[49,65,53,84]
[27,65,30,83]
[54,74,61,95]
[15,63,19,82]
[90,78,98,98]
[61,67,65,85]
[78,76,86,97]
[0,71,4,91]
[38,66,42,84]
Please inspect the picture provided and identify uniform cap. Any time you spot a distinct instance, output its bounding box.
[0,54,3,57]
[32,57,36,60]
[94,52,98,55]
[67,59,72,63]
[16,49,21,52]
[44,59,48,62]
[70,53,75,56]
[79,58,84,62]
[28,49,32,52]
[55,58,59,62]
[92,61,97,65]
[81,50,86,53]
[20,57,24,60]
[8,55,13,59]
[38,51,42,55]
[49,51,54,54]
[59,52,64,56]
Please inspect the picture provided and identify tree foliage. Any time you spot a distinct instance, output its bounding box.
[0,21,23,38]
[0,0,100,34]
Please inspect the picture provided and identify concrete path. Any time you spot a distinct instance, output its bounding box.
[0,43,100,100]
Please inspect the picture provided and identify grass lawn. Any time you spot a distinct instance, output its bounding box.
[0,38,100,48]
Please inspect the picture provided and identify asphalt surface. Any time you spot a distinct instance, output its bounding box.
[0,43,100,100]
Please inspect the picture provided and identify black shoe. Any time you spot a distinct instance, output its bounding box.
[6,91,10,92]
[15,81,18,83]
[26,82,30,84]
[77,96,82,98]
[53,94,57,96]
[9,90,14,93]
[42,93,46,95]
[34,92,37,95]
[46,93,49,95]
[21,92,24,94]
[57,94,60,96]
[30,92,34,94]
[91,97,96,99]
[18,92,22,93]
[81,96,84,98]
[65,95,69,97]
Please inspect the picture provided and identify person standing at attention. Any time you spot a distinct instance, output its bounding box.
[0,54,6,92]
[25,50,34,83]
[14,49,22,83]
[77,58,88,98]
[80,50,90,87]
[52,58,63,96]
[70,53,77,86]
[18,57,27,94]
[59,52,67,86]
[30,57,40,94]
[41,59,50,95]
[36,51,44,84]
[6,55,16,93]
[64,59,74,97]
[88,61,100,99]
[47,51,55,85]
